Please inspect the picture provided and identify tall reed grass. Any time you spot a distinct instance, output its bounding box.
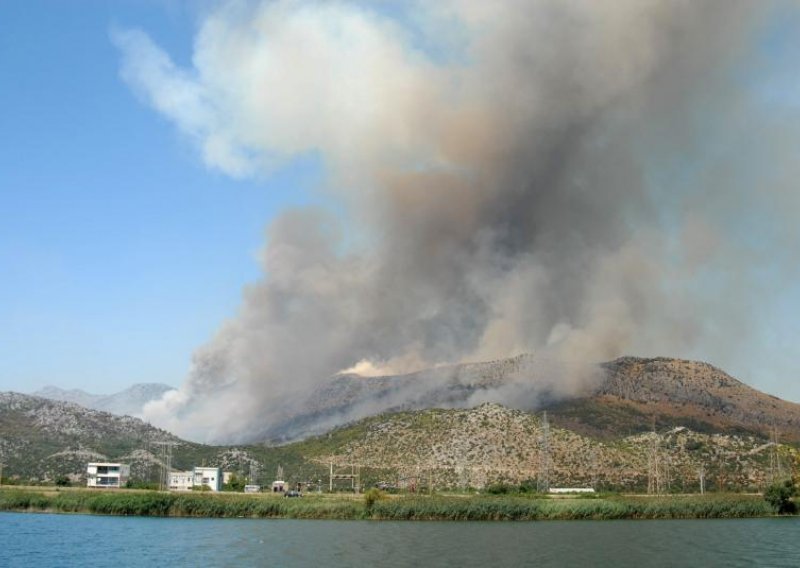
[0,489,776,520]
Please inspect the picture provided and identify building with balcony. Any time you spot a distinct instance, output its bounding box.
[86,463,130,488]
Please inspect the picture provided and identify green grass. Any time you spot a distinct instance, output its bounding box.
[367,494,773,521]
[0,488,779,521]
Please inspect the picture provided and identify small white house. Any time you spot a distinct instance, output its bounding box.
[548,487,596,494]
[272,480,286,493]
[169,471,194,491]
[244,484,261,493]
[87,463,130,489]
[193,467,222,492]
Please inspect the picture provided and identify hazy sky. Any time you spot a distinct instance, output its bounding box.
[0,1,324,393]
[1,1,800,407]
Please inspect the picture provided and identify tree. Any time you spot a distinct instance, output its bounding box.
[54,475,71,487]
[223,473,246,492]
[364,488,386,512]
[764,480,797,515]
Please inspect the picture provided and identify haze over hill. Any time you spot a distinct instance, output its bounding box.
[2,387,797,492]
[23,355,797,451]
[0,392,257,483]
[33,383,176,418]
[261,355,800,446]
[118,1,800,444]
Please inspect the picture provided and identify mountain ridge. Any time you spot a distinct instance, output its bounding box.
[4,355,800,488]
[263,355,800,444]
[33,383,176,418]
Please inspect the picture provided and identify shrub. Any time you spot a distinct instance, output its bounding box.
[364,488,387,511]
[223,474,246,492]
[54,475,71,487]
[764,481,797,515]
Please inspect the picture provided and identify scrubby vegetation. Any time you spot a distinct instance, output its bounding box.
[763,480,797,514]
[363,488,387,511]
[367,494,773,521]
[0,488,779,521]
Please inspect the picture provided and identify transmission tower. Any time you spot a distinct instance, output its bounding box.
[457,460,470,492]
[769,426,783,485]
[697,464,706,494]
[647,424,661,495]
[537,411,551,493]
[249,462,259,485]
[328,462,360,493]
[152,441,177,491]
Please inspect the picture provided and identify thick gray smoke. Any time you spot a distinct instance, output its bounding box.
[114,1,798,442]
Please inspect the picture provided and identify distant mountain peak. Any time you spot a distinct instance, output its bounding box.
[33,382,176,418]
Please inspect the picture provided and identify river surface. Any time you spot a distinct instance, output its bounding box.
[2,512,799,567]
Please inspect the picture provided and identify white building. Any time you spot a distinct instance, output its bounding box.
[244,485,261,493]
[86,463,130,488]
[166,467,224,491]
[548,487,596,494]
[169,471,194,491]
[193,467,222,492]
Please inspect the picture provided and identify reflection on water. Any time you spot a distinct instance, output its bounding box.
[2,513,800,567]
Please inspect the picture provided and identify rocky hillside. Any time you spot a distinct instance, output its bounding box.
[264,355,800,444]
[552,357,800,443]
[300,403,798,492]
[33,383,175,417]
[0,393,260,484]
[1,392,797,492]
[263,354,559,441]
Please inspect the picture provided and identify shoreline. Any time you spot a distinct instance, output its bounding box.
[0,488,788,521]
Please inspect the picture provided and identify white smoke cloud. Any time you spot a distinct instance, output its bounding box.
[113,0,798,442]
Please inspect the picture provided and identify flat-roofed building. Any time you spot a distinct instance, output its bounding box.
[86,463,130,488]
[193,466,222,492]
[169,471,194,491]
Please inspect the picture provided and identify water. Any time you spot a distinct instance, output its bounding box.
[1,512,799,567]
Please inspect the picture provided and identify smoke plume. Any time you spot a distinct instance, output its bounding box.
[114,1,798,442]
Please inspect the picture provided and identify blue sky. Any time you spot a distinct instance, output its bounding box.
[0,1,322,393]
[1,1,799,404]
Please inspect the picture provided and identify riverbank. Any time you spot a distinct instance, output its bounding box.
[0,487,782,520]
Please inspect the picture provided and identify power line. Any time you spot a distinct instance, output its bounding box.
[698,464,706,495]
[647,428,661,495]
[151,441,178,491]
[537,411,551,493]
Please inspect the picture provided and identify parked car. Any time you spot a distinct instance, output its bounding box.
[284,490,302,498]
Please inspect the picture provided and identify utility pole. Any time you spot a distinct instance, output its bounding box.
[769,426,782,485]
[328,462,360,493]
[698,465,706,495]
[590,447,599,491]
[152,441,177,491]
[537,411,551,493]
[647,419,661,495]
